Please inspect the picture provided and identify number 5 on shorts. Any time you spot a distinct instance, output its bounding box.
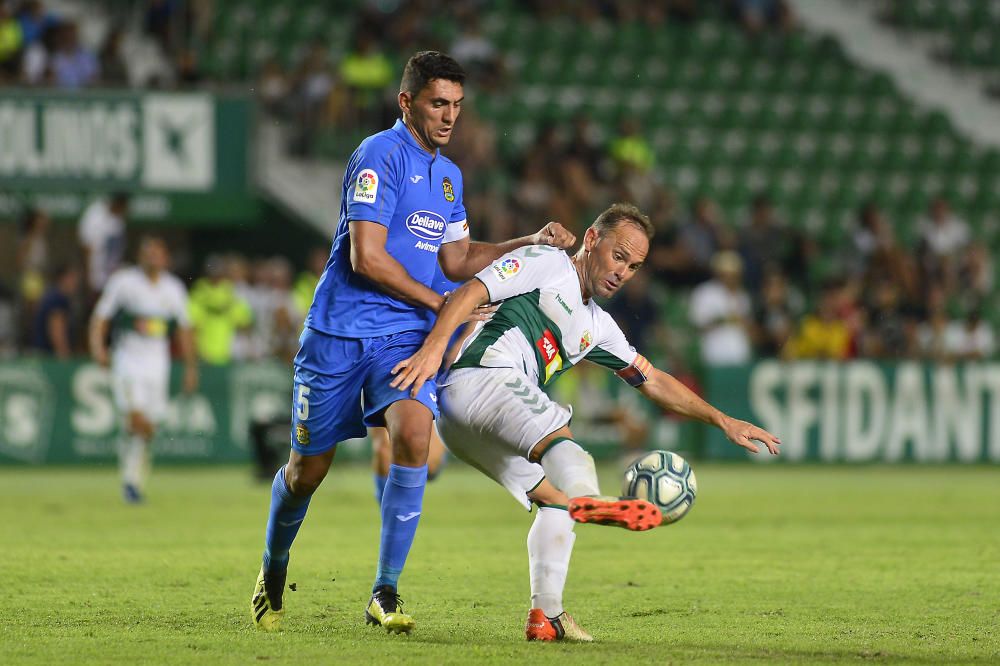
[296,385,310,420]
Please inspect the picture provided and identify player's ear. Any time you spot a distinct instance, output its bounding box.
[398,91,412,115]
[583,227,598,253]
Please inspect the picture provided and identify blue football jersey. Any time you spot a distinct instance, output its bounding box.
[430,266,462,298]
[304,119,469,338]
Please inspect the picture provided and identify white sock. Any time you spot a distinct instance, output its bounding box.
[119,435,148,490]
[539,440,600,498]
[527,506,576,618]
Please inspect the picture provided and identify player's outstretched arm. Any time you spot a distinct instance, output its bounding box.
[350,220,447,313]
[438,221,576,282]
[638,366,781,455]
[390,279,490,397]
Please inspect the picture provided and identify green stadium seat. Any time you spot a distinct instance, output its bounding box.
[188,0,990,267]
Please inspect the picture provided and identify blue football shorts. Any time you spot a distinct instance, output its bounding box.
[289,327,439,455]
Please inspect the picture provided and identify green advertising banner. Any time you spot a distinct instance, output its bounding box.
[0,359,294,465]
[0,358,693,466]
[0,90,258,223]
[5,359,997,465]
[705,360,1000,463]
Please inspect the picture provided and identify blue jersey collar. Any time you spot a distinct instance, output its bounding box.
[392,118,439,159]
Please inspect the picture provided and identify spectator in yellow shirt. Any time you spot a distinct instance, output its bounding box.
[786,279,852,360]
[188,255,253,364]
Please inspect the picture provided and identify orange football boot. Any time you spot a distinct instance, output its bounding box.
[568,495,662,531]
[525,608,593,642]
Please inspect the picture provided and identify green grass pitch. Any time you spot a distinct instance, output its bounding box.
[1,463,997,664]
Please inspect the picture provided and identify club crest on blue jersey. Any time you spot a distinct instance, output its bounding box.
[295,424,310,445]
[442,176,455,202]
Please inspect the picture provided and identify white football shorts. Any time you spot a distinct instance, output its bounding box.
[437,366,572,510]
[112,369,169,424]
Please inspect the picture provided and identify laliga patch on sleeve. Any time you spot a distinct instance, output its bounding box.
[491,257,522,282]
[353,168,379,203]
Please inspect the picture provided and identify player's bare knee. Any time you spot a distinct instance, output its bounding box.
[527,479,569,507]
[386,422,430,466]
[127,412,153,439]
[285,451,333,496]
[285,464,323,496]
[383,401,433,466]
[391,436,429,467]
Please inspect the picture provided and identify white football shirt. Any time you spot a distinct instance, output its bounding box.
[451,245,651,388]
[94,266,189,378]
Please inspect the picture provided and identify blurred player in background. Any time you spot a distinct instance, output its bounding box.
[391,203,780,641]
[250,50,574,634]
[78,192,129,298]
[89,236,198,504]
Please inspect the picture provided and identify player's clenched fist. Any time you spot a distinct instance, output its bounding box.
[532,221,576,249]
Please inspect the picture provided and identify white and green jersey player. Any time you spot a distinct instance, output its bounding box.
[391,203,781,642]
[442,243,649,473]
[453,242,640,386]
[89,236,198,504]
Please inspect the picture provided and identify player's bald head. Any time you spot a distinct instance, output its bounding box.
[590,202,655,241]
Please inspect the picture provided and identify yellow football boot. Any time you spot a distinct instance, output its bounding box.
[250,567,285,632]
[365,585,415,634]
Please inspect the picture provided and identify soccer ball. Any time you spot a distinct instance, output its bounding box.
[622,450,697,524]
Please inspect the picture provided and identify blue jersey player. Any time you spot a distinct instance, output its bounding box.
[250,51,576,634]
[370,267,473,504]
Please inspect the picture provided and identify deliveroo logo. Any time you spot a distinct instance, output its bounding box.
[142,94,215,190]
[0,365,55,463]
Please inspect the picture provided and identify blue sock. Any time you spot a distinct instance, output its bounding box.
[374,463,427,591]
[262,465,311,573]
[374,473,388,505]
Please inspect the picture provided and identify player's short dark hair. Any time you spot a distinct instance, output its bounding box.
[400,51,466,97]
[591,202,655,241]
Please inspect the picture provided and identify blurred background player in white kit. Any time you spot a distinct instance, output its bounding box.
[78,192,130,299]
[88,236,199,504]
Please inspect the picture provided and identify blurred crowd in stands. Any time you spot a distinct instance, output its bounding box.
[0,0,205,89]
[0,192,332,366]
[0,0,122,87]
[0,0,995,369]
[250,0,992,369]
